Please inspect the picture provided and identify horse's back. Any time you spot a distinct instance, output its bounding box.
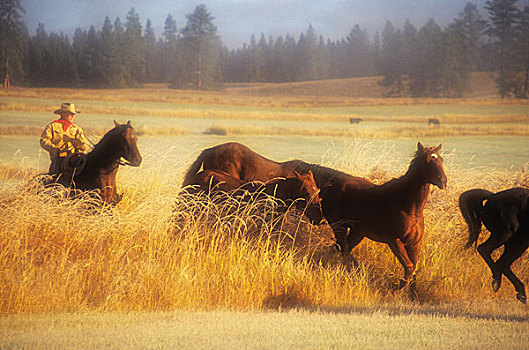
[487,187,529,227]
[493,187,529,202]
[201,142,285,181]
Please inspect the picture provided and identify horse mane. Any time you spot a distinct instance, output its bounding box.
[90,125,127,154]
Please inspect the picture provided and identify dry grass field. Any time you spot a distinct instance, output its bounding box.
[1,76,529,348]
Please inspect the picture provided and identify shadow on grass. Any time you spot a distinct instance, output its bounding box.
[262,291,529,323]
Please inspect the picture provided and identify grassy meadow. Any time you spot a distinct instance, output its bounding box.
[1,77,529,347]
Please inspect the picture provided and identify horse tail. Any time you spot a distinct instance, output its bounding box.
[458,189,492,249]
[182,150,207,187]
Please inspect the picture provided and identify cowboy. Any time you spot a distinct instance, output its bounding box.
[40,103,90,175]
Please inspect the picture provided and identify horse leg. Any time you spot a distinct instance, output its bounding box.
[346,231,364,267]
[388,238,415,289]
[477,235,505,292]
[495,236,529,303]
[403,240,422,298]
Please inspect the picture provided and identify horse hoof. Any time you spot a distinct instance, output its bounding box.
[492,279,501,292]
[516,294,527,304]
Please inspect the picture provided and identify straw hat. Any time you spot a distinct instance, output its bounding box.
[53,103,81,115]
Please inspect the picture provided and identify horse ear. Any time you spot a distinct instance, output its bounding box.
[114,120,120,127]
[417,142,424,152]
[127,120,132,127]
[435,144,442,152]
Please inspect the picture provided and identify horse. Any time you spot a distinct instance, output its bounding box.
[184,169,323,224]
[47,120,142,205]
[349,117,363,124]
[318,142,447,287]
[459,187,529,303]
[182,142,359,189]
[428,118,440,126]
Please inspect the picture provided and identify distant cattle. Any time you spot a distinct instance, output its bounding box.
[428,118,440,126]
[349,117,363,124]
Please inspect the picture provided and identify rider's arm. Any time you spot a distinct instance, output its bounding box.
[39,124,59,157]
[72,127,89,152]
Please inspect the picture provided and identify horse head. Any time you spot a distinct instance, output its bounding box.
[294,170,324,224]
[415,142,447,189]
[114,120,142,167]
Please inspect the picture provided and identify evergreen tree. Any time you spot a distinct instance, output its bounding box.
[379,21,407,96]
[317,35,329,79]
[402,20,418,93]
[485,0,521,98]
[411,19,444,97]
[247,34,265,81]
[517,5,529,98]
[0,0,26,87]
[178,4,219,90]
[47,32,79,87]
[161,14,181,84]
[346,24,372,77]
[85,25,102,86]
[123,8,145,86]
[27,23,50,84]
[144,18,160,82]
[442,3,486,97]
[100,17,124,87]
[296,25,319,81]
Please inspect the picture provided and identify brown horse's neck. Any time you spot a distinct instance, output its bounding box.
[395,160,431,213]
[87,131,123,172]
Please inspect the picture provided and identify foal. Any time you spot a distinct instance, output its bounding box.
[184,169,323,224]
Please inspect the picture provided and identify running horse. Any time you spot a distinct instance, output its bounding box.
[459,187,529,303]
[183,142,447,287]
[319,143,447,287]
[49,120,142,205]
[184,169,323,224]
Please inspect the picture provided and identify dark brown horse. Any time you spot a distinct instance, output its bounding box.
[459,187,529,303]
[319,143,447,286]
[49,120,142,204]
[182,142,359,188]
[184,169,323,224]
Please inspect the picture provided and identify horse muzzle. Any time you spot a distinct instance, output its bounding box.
[434,174,447,189]
[129,154,142,167]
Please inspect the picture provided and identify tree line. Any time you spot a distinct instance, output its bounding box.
[1,0,529,98]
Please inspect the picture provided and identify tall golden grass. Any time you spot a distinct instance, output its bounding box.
[1,144,528,315]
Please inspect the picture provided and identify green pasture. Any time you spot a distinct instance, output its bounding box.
[1,96,529,172]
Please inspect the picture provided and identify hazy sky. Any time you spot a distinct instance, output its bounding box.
[21,0,529,48]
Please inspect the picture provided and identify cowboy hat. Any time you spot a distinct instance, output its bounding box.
[53,102,81,115]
